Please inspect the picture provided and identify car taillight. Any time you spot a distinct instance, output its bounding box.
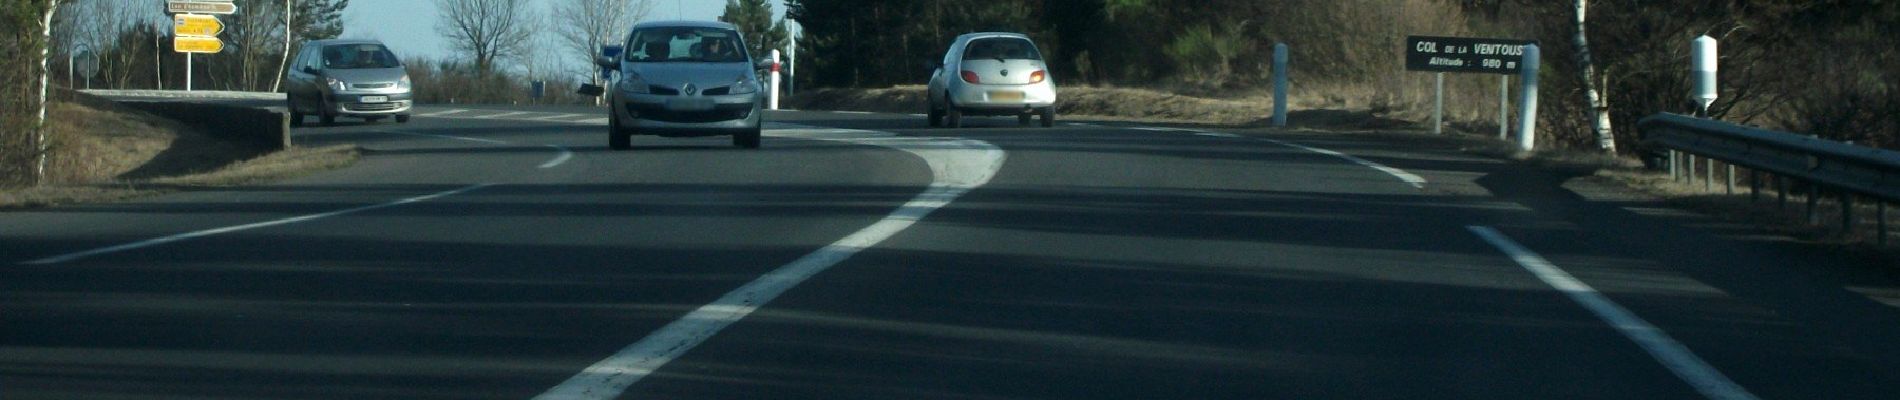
[960,70,981,84]
[1029,70,1046,84]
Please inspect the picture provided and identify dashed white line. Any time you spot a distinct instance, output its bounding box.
[1466,226,1758,400]
[538,145,574,169]
[417,109,468,117]
[831,110,876,115]
[377,130,509,145]
[22,184,494,265]
[576,118,610,125]
[1260,138,1427,189]
[531,113,586,121]
[1193,132,1242,138]
[474,111,533,119]
[534,128,1006,400]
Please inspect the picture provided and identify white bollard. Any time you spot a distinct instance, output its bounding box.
[767,49,781,110]
[1272,43,1288,127]
[1691,35,1718,117]
[1515,44,1540,152]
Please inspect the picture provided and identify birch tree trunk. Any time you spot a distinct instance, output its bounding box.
[272,0,290,92]
[36,0,61,185]
[1575,0,1617,155]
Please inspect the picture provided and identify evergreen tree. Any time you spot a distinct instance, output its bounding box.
[719,0,788,61]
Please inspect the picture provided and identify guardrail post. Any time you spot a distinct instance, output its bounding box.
[1725,164,1735,195]
[1669,150,1680,180]
[1807,182,1820,225]
[1842,193,1855,235]
[1688,154,1699,186]
[1750,170,1761,201]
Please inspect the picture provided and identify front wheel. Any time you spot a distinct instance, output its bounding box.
[608,115,632,150]
[927,103,944,127]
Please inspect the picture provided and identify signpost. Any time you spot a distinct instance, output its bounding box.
[1405,35,1535,143]
[167,1,233,91]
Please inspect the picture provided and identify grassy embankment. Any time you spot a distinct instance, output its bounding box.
[0,92,357,209]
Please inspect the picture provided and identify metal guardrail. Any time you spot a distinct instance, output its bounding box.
[1639,113,1900,243]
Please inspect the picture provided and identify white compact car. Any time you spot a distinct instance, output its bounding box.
[927,32,1057,128]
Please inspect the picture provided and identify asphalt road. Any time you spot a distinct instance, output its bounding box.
[3,104,1897,399]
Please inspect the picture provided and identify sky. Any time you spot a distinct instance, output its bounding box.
[341,0,794,77]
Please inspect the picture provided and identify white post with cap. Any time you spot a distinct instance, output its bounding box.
[768,49,781,110]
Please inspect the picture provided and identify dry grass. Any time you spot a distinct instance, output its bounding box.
[787,84,1434,128]
[0,96,359,210]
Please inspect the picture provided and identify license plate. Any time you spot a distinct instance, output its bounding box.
[988,91,1024,101]
[666,98,716,112]
[360,95,388,103]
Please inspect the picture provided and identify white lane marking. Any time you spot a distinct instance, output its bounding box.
[1466,226,1759,400]
[377,130,509,145]
[531,113,586,121]
[1193,132,1242,138]
[908,113,927,117]
[1260,138,1427,189]
[832,110,875,115]
[538,145,574,169]
[535,128,1006,400]
[1130,127,1181,132]
[22,185,494,265]
[1065,122,1098,127]
[417,109,468,117]
[474,111,533,119]
[576,118,610,125]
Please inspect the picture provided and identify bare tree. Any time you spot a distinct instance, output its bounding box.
[435,0,541,75]
[553,0,652,104]
[36,0,64,185]
[229,0,287,91]
[1574,0,1616,155]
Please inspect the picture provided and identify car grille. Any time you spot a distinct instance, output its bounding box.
[625,103,753,123]
[649,85,680,95]
[353,83,396,89]
[701,87,731,96]
[348,102,403,112]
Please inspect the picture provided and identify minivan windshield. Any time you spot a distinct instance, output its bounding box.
[322,44,401,69]
[624,27,748,63]
[962,38,1043,61]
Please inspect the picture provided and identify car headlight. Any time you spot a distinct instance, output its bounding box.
[398,75,412,90]
[617,76,650,94]
[326,77,348,92]
[731,80,760,94]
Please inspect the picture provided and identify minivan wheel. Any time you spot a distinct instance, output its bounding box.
[928,104,944,127]
[734,126,762,149]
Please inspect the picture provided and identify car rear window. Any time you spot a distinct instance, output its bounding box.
[962,38,1042,61]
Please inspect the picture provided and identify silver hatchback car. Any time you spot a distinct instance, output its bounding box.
[928,33,1058,128]
[595,21,765,150]
[285,39,413,126]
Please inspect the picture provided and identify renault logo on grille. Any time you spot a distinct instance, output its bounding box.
[682,84,698,96]
[1001,69,1010,77]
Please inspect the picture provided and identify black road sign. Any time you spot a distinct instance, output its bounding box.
[1406,36,1535,74]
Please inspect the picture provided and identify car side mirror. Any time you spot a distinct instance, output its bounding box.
[577,83,605,97]
[595,56,619,70]
[301,66,319,75]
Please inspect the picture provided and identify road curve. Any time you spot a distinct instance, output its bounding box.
[2,104,1896,399]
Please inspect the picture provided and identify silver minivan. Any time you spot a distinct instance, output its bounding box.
[593,21,765,150]
[285,39,413,126]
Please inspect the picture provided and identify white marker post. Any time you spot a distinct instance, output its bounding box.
[1272,43,1288,127]
[1691,35,1718,117]
[1498,75,1509,140]
[767,49,781,110]
[1432,72,1445,134]
[1516,44,1540,152]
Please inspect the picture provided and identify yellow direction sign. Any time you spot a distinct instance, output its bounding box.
[174,14,223,37]
[174,36,224,53]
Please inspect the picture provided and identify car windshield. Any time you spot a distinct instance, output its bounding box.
[322,44,401,69]
[962,37,1042,61]
[625,27,748,63]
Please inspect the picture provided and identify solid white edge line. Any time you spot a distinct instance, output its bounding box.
[474,111,532,119]
[1465,226,1758,400]
[534,129,1005,400]
[1193,132,1242,138]
[538,145,574,169]
[376,130,510,145]
[1261,138,1427,189]
[22,184,494,265]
